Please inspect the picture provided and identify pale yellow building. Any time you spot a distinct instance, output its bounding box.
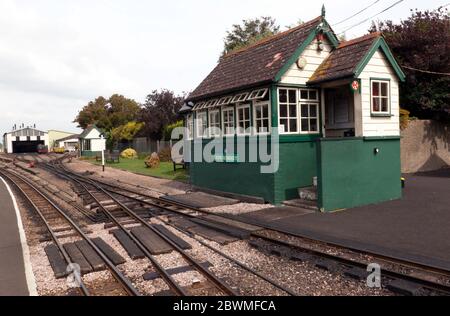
[48,130,78,150]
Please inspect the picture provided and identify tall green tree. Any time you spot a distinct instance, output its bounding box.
[74,94,141,131]
[370,8,450,121]
[73,96,110,130]
[139,89,185,140]
[222,16,280,57]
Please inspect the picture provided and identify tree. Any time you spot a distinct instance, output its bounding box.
[111,121,145,144]
[139,89,185,140]
[73,96,110,130]
[107,94,141,129]
[222,16,280,57]
[370,8,450,121]
[74,94,141,131]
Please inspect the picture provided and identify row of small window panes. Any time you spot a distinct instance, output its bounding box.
[188,103,271,137]
[279,103,319,133]
[279,88,318,103]
[193,89,269,111]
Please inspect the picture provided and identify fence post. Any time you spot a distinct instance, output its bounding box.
[157,140,160,153]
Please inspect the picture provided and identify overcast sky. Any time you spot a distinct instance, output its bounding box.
[0,0,445,137]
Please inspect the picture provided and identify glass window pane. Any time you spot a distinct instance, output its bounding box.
[289,90,297,103]
[290,119,298,132]
[280,119,288,132]
[309,90,317,100]
[310,119,318,132]
[279,89,287,103]
[255,106,262,119]
[245,108,250,117]
[263,105,269,117]
[289,104,297,117]
[301,119,309,132]
[301,104,309,117]
[300,90,308,100]
[309,105,317,117]
[381,82,388,97]
[372,82,380,96]
[373,98,380,112]
[239,109,244,120]
[280,104,287,117]
[381,98,389,112]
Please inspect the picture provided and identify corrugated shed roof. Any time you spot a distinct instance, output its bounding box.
[188,17,323,101]
[308,32,381,84]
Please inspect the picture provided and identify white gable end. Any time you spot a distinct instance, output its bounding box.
[358,49,400,137]
[280,38,333,85]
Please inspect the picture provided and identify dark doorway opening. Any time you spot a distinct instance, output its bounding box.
[12,141,44,153]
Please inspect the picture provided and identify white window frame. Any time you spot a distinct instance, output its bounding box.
[208,109,221,137]
[299,103,320,134]
[196,111,208,138]
[232,92,249,103]
[217,96,233,106]
[253,101,271,135]
[371,79,390,115]
[186,114,194,140]
[222,107,235,136]
[248,88,269,101]
[193,102,205,111]
[299,89,319,102]
[236,104,251,135]
[278,88,299,135]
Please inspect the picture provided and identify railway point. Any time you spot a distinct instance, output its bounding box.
[0,1,449,305]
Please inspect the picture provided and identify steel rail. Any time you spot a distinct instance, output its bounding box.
[83,174,450,278]
[80,177,238,296]
[147,213,298,296]
[63,175,189,296]
[0,168,140,296]
[44,163,296,295]
[46,161,450,294]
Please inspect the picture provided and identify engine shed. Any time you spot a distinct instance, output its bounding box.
[3,127,49,154]
[181,9,406,212]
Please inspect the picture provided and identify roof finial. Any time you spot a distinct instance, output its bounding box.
[321,4,326,18]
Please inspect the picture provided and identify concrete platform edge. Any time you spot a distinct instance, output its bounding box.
[0,176,38,296]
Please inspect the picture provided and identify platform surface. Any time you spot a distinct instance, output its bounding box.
[238,169,450,271]
[0,177,31,296]
[161,192,239,209]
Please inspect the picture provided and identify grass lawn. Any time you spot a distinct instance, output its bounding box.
[91,158,189,181]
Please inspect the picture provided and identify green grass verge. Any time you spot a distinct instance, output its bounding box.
[90,158,189,182]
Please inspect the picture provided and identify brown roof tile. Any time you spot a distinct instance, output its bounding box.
[308,32,381,84]
[188,17,322,101]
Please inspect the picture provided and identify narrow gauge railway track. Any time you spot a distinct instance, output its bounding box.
[42,162,297,296]
[43,160,450,296]
[49,167,239,296]
[0,168,139,296]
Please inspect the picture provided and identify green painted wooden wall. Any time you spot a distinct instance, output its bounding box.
[317,137,402,211]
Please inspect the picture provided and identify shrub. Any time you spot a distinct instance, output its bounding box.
[145,152,160,169]
[120,148,138,159]
[158,147,172,162]
[400,108,411,130]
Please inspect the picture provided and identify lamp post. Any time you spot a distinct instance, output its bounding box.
[100,134,105,172]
